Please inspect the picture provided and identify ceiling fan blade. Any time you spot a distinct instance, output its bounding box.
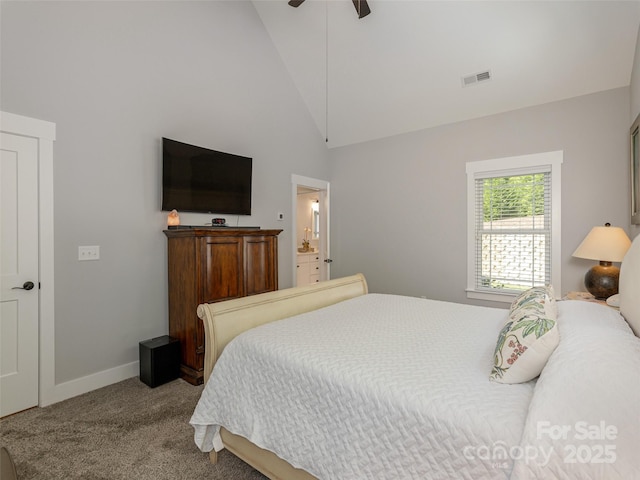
[351,0,371,18]
[288,0,305,7]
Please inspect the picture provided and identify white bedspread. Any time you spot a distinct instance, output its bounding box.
[512,301,640,479]
[190,294,535,479]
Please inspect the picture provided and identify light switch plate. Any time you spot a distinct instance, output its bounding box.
[78,245,100,261]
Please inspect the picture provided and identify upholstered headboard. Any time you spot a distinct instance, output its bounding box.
[197,273,368,382]
[619,233,640,336]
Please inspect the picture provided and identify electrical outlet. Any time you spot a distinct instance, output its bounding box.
[78,245,100,261]
[277,212,284,221]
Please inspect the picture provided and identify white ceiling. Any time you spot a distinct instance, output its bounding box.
[252,0,640,148]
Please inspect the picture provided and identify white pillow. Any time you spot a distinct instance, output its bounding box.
[490,286,559,384]
[619,233,640,336]
[512,300,640,479]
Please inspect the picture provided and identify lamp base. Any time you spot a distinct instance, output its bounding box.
[584,261,620,300]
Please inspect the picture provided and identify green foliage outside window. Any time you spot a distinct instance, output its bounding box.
[482,174,545,222]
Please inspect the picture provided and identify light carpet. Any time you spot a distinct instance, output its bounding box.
[0,377,266,479]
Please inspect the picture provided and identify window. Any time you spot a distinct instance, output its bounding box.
[466,151,562,303]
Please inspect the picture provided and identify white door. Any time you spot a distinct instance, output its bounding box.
[1,132,40,417]
[317,188,330,281]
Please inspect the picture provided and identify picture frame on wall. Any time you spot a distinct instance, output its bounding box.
[632,113,640,225]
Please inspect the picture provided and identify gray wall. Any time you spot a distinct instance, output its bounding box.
[328,87,631,306]
[1,0,638,389]
[1,1,329,384]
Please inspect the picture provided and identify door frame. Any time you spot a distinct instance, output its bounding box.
[291,174,330,284]
[1,111,56,407]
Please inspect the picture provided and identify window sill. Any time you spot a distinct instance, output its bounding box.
[466,289,517,304]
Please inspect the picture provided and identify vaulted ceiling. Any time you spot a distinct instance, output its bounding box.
[253,1,640,148]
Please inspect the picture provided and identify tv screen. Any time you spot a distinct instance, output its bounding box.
[162,138,252,215]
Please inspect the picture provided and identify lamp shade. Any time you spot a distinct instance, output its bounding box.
[572,224,631,262]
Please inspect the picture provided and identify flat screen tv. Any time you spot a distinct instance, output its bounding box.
[162,137,252,215]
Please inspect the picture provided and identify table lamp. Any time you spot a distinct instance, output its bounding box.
[572,223,631,299]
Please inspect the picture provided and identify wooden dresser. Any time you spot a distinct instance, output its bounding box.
[164,227,282,385]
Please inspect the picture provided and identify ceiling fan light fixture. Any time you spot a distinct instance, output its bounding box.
[352,0,371,19]
[288,0,371,19]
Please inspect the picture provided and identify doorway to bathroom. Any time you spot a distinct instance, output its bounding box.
[291,175,330,287]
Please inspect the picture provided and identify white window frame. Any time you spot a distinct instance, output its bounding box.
[466,151,563,303]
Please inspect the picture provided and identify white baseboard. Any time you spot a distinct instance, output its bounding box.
[40,361,140,407]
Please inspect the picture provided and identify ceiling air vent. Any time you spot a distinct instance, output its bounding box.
[462,70,492,87]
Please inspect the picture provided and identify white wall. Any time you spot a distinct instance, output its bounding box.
[329,87,631,306]
[1,1,329,388]
[2,0,638,397]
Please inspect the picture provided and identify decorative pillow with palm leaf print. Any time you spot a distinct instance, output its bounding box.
[490,286,559,384]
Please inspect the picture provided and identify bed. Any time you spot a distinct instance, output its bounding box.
[190,237,640,479]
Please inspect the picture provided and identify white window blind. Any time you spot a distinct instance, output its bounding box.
[474,171,551,293]
[466,151,562,303]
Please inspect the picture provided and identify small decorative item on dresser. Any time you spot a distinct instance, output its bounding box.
[167,209,180,226]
